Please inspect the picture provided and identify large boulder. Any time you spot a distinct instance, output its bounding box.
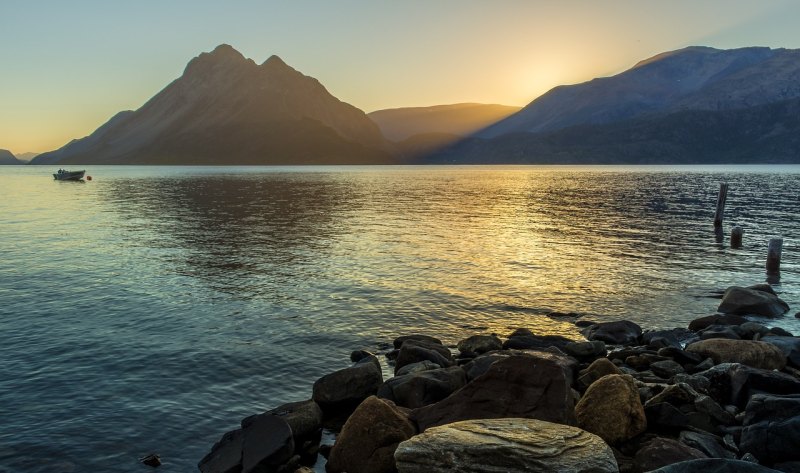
[633,437,706,472]
[312,359,383,415]
[717,286,789,317]
[394,339,454,374]
[457,334,502,357]
[689,314,749,332]
[198,429,245,473]
[575,374,647,445]
[377,366,466,408]
[244,400,323,463]
[685,339,786,370]
[393,334,442,349]
[646,459,782,472]
[240,415,294,473]
[410,353,576,431]
[326,396,416,473]
[739,394,800,466]
[394,418,618,473]
[582,320,642,345]
[198,415,296,473]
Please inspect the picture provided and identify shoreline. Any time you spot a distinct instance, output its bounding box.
[196,283,800,473]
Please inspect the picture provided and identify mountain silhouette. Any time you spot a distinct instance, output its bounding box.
[0,149,22,165]
[426,46,800,164]
[32,45,394,165]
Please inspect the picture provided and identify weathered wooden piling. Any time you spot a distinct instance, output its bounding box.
[766,238,783,273]
[731,226,743,248]
[713,183,728,228]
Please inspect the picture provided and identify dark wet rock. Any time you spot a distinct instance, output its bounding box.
[633,437,707,472]
[699,325,742,340]
[462,353,509,381]
[394,360,441,377]
[679,431,736,459]
[245,400,323,463]
[761,335,800,368]
[251,400,323,439]
[651,359,686,378]
[691,357,716,373]
[697,363,800,408]
[689,314,749,332]
[768,326,793,337]
[575,374,647,445]
[241,415,294,473]
[577,357,622,391]
[686,339,786,370]
[739,322,771,340]
[646,402,691,430]
[312,360,383,415]
[394,418,618,473]
[564,340,607,360]
[695,395,735,425]
[718,286,790,318]
[658,346,705,366]
[642,328,695,349]
[608,346,648,362]
[740,394,800,466]
[385,349,399,362]
[350,350,375,363]
[582,320,642,345]
[394,339,454,374]
[140,454,161,467]
[393,335,442,349]
[646,382,702,409]
[646,458,782,472]
[410,352,576,431]
[502,333,574,351]
[199,429,245,473]
[377,366,466,409]
[326,396,415,473]
[456,334,502,357]
[672,373,711,393]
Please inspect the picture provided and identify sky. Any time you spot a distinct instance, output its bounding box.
[1,0,799,154]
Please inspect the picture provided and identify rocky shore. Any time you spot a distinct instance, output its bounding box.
[197,284,800,473]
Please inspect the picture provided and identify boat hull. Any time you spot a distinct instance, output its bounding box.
[53,170,86,181]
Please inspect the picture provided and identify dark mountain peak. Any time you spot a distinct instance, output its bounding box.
[263,54,288,68]
[0,148,21,165]
[31,44,393,165]
[183,44,254,77]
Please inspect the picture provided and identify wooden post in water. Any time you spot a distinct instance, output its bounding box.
[713,183,728,228]
[731,226,743,248]
[767,238,783,273]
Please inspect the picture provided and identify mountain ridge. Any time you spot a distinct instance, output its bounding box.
[479,46,800,139]
[32,44,394,165]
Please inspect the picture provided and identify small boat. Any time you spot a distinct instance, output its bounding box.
[53,169,86,181]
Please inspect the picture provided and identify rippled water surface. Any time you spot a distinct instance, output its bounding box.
[1,165,799,472]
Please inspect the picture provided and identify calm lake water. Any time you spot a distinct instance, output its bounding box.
[1,165,799,472]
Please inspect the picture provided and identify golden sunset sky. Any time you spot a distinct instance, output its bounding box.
[1,0,799,154]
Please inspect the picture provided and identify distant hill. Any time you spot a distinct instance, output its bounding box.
[369,103,520,141]
[426,46,800,164]
[16,152,39,163]
[0,149,22,165]
[32,45,395,165]
[479,46,800,138]
[425,97,800,164]
[368,103,520,159]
